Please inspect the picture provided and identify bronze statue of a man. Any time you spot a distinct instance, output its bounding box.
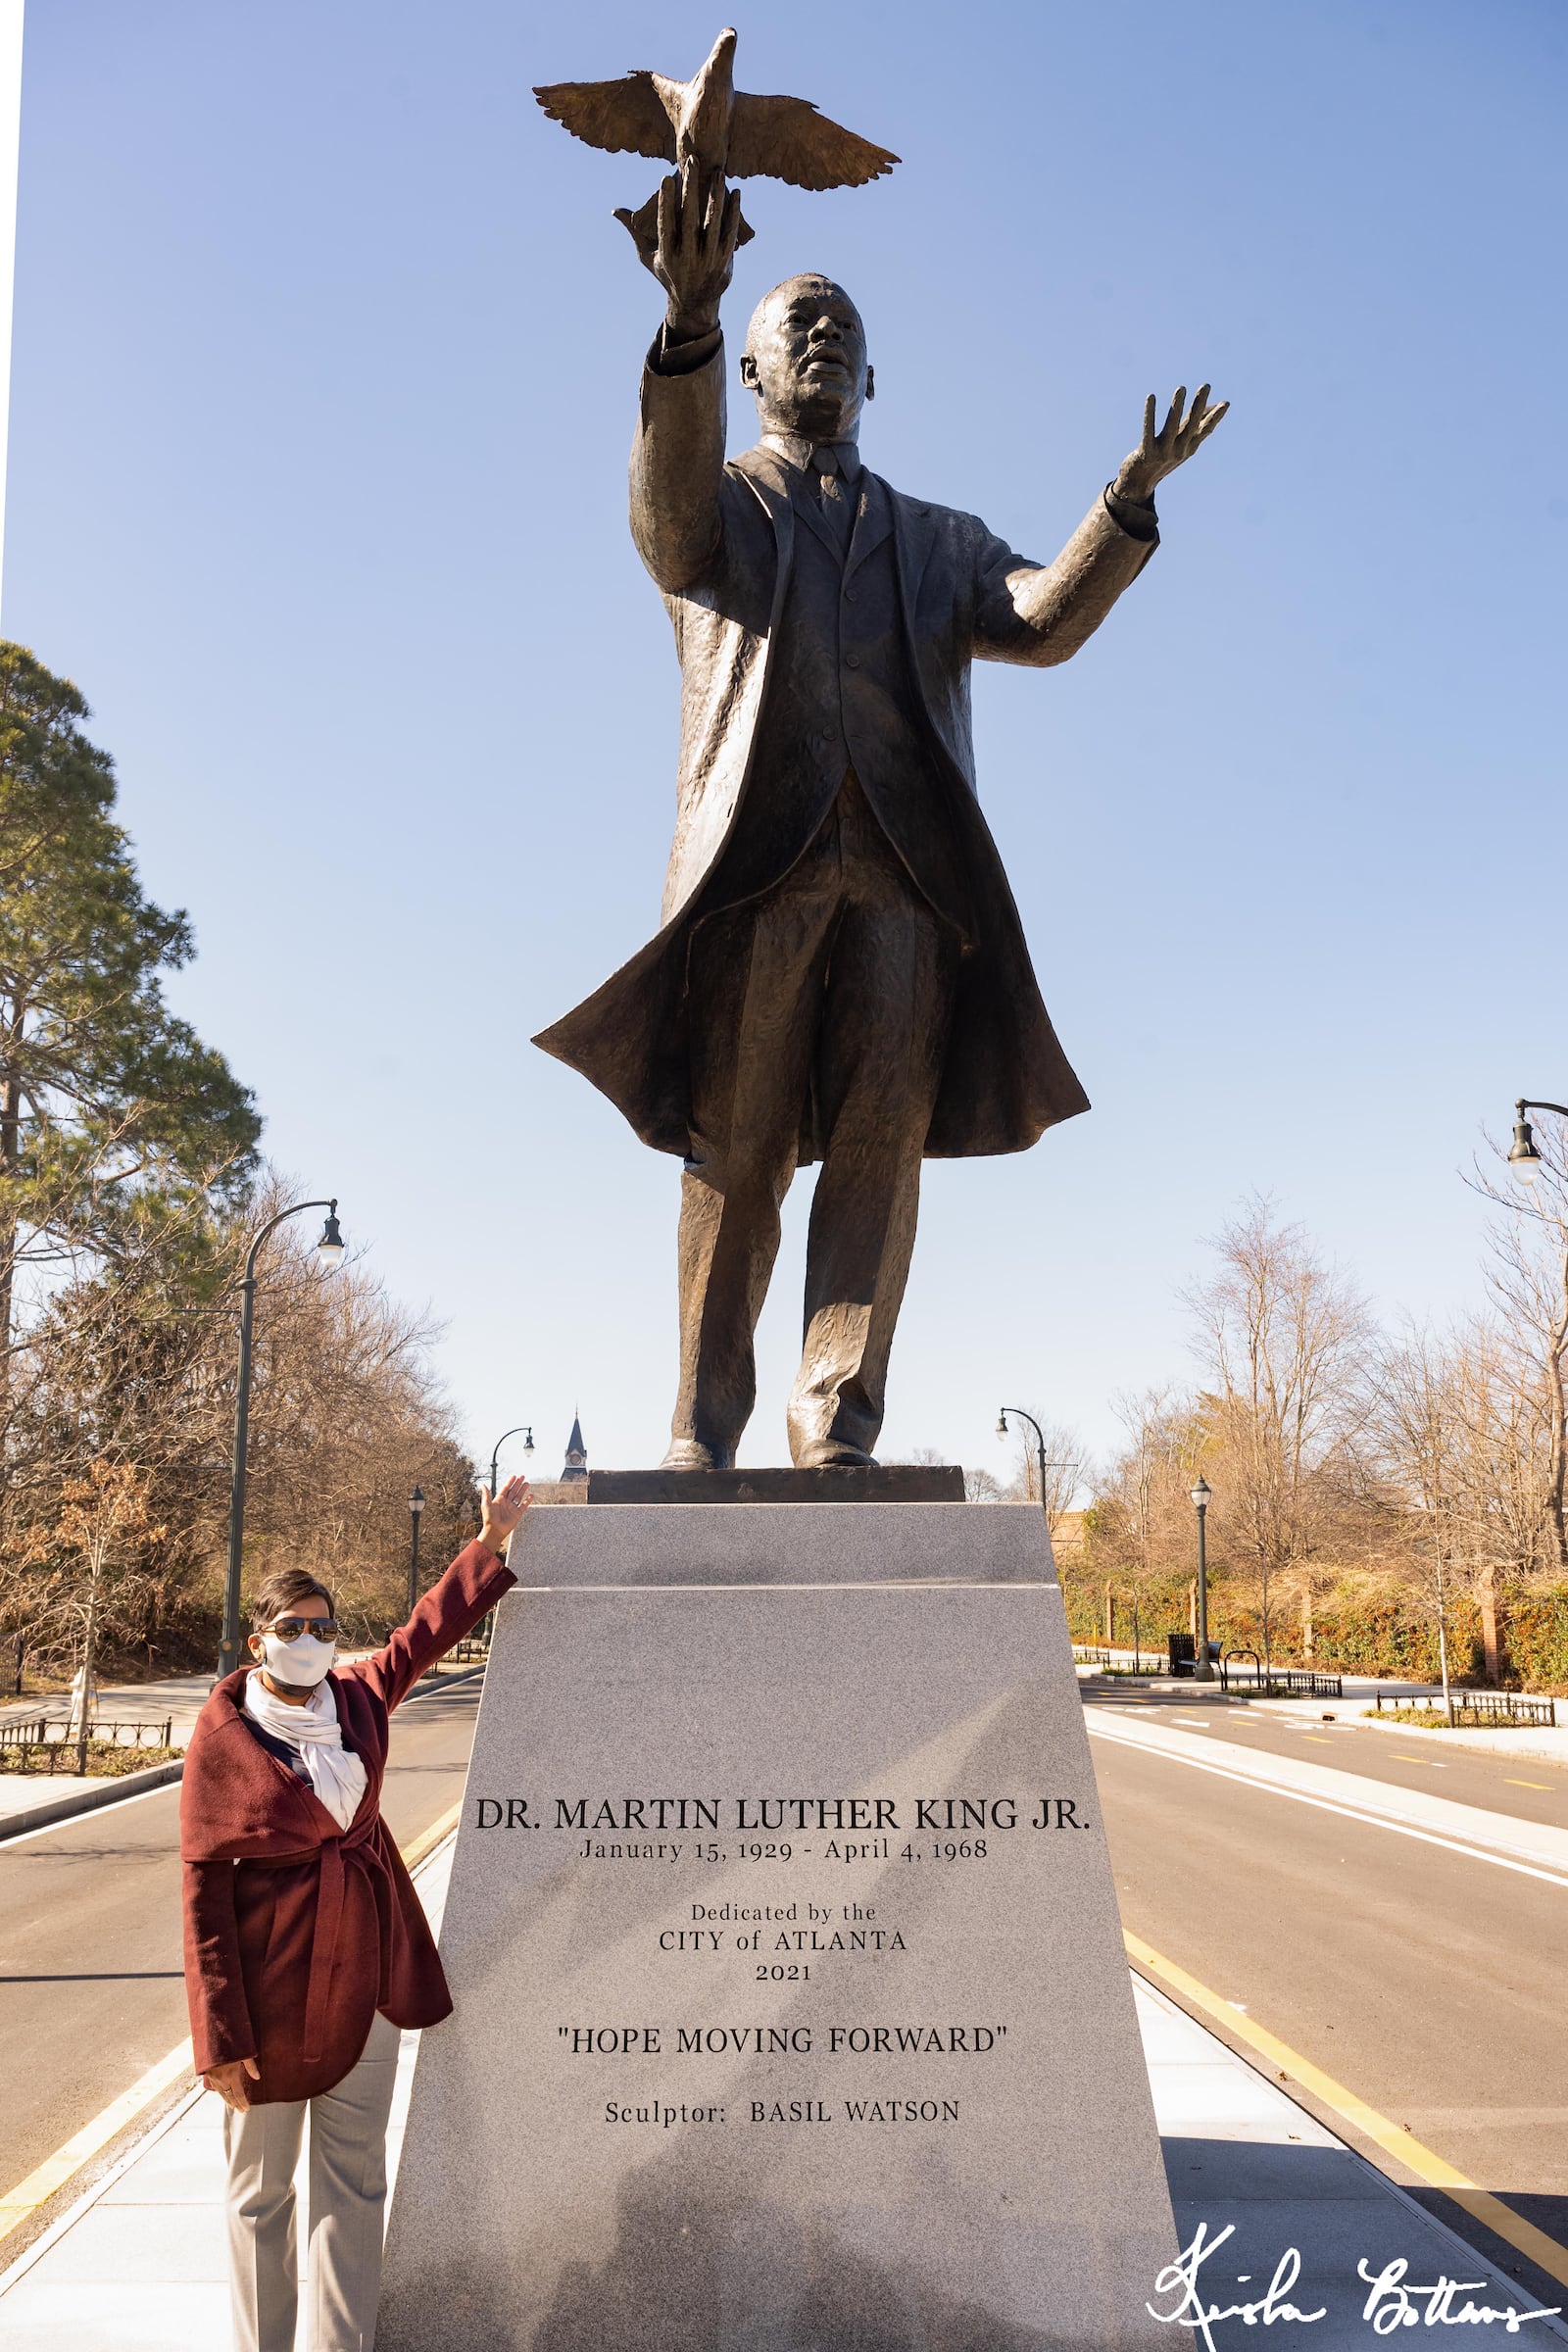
[535,165,1226,1470]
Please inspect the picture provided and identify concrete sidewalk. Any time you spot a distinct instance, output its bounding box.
[0,1671,214,1743]
[0,1672,208,1826]
[0,1655,484,1833]
[1077,1650,1568,1766]
[0,1651,467,1744]
[0,1838,1559,2349]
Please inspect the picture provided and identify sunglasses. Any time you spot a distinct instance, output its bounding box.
[263,1616,339,1642]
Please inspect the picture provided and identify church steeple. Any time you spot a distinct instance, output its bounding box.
[561,1413,588,1483]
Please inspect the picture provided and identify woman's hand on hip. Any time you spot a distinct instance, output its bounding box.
[203,2056,262,2112]
[478,1473,532,1558]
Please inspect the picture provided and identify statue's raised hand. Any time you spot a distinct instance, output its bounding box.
[655,159,742,343]
[1114,385,1228,505]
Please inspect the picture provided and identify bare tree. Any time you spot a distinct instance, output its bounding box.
[0,1169,476,1685]
[1469,1112,1568,1571]
[1370,1325,1463,1717]
[1000,1411,1091,1548]
[1372,1314,1549,1688]
[10,1457,167,1765]
[1184,1195,1372,1679]
[1102,1386,1205,1577]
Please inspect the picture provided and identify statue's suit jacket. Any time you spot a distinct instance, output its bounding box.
[532,335,1158,1161]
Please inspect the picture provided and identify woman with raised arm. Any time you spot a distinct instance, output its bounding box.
[179,1473,531,2352]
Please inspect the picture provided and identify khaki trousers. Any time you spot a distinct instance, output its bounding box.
[222,2009,400,2352]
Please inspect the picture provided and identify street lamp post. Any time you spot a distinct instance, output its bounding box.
[996,1407,1054,1525]
[408,1486,425,1616]
[1508,1100,1568,1186]
[488,1424,535,1497]
[1190,1475,1214,1683]
[218,1200,345,1681]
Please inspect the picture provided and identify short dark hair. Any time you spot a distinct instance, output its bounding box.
[251,1567,336,1632]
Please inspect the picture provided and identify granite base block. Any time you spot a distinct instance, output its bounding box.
[585,1464,965,1505]
[379,1505,1173,2350]
[513,1498,1054,1589]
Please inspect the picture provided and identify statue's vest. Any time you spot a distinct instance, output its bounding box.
[697,469,975,941]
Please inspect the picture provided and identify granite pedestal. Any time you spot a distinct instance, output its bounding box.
[584,1464,965,1504]
[378,1504,1176,2350]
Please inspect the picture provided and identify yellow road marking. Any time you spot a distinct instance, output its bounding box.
[1391,1753,1445,1765]
[1125,1928,1568,2290]
[1507,1780,1552,1792]
[1300,1735,1335,1744]
[0,1801,464,2245]
[400,1800,462,1872]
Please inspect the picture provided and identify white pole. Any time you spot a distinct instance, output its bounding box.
[1434,1536,1454,1727]
[0,2,24,627]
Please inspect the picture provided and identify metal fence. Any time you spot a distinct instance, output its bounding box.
[1219,1653,1344,1699]
[1071,1642,1206,1678]
[0,1717,175,1773]
[1372,1689,1556,1729]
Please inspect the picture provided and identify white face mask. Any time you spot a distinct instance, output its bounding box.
[259,1630,336,1688]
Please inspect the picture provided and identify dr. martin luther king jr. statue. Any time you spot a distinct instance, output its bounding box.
[534,164,1227,1471]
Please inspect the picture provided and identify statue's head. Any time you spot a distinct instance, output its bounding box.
[740,274,873,442]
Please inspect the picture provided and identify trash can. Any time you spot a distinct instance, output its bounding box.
[1167,1631,1196,1678]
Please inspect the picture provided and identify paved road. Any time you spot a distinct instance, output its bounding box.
[1088,1699,1568,2311]
[1087,1690,1568,1831]
[0,1674,483,2198]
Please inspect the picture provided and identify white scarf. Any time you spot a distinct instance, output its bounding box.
[243,1670,368,1833]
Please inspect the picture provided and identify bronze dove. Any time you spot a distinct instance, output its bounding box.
[534,26,899,273]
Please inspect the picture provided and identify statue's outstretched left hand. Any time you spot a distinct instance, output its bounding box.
[1113,385,1228,505]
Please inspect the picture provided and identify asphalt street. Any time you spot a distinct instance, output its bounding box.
[1087,1698,1568,2310]
[0,1672,483,2199]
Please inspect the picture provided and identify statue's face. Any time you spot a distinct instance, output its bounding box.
[741,277,873,441]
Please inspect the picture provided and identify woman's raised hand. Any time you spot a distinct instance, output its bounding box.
[478,1473,532,1557]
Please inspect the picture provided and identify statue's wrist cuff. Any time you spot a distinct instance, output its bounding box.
[651,322,723,377]
[1102,481,1159,542]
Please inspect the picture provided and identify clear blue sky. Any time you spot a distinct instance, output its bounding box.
[5,0,1564,1484]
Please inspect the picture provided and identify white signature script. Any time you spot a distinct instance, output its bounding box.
[1148,2224,1561,2344]
[1358,2259,1562,2337]
[1150,2223,1325,2348]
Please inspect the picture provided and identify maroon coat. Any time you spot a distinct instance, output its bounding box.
[180,1539,514,2102]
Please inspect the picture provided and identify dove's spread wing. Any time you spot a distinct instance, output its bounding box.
[533,72,677,163]
[726,93,899,189]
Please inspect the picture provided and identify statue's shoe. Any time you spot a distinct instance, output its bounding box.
[792,1440,878,1470]
[660,1439,733,1471]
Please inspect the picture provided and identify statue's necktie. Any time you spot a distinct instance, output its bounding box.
[811,445,855,554]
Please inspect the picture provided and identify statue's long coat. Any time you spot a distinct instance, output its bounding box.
[533,337,1157,1160]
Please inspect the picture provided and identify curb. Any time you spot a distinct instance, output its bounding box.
[404,1663,485,1701]
[1347,1705,1568,1767]
[0,1757,184,1843]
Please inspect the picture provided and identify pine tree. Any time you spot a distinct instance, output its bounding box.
[0,643,260,1402]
